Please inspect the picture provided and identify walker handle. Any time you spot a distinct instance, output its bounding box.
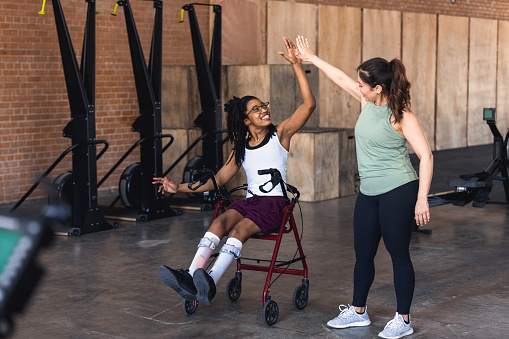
[188,168,223,199]
[258,168,281,193]
[258,169,300,204]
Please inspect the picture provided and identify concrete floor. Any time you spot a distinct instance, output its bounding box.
[3,144,509,338]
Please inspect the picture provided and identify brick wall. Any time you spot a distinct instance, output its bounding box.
[0,0,209,204]
[1,0,507,205]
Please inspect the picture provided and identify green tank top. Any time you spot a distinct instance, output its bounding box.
[354,102,418,196]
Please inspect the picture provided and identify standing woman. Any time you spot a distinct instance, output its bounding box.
[295,36,432,338]
[152,37,315,307]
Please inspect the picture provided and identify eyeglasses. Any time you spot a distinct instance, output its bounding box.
[247,102,270,115]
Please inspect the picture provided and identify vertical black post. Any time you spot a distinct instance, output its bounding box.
[51,0,111,234]
[209,6,223,172]
[184,4,223,173]
[487,121,509,203]
[118,0,174,220]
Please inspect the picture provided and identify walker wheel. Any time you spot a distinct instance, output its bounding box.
[293,284,309,310]
[262,300,279,326]
[182,299,198,314]
[226,276,242,301]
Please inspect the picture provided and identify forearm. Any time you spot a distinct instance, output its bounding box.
[417,154,433,199]
[293,63,316,108]
[307,55,358,96]
[177,178,216,193]
[176,160,238,193]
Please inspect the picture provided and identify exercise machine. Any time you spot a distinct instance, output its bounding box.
[177,3,224,205]
[12,0,114,236]
[430,107,509,208]
[104,0,177,221]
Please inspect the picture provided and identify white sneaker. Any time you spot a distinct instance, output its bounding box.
[327,304,371,329]
[378,312,414,339]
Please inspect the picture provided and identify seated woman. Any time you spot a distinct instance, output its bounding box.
[152,37,315,306]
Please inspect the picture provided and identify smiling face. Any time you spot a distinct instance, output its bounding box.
[357,72,381,103]
[244,98,272,127]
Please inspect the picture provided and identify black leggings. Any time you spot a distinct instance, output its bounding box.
[352,180,418,315]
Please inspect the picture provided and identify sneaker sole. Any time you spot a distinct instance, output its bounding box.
[378,327,414,339]
[157,266,196,301]
[327,319,371,329]
[193,269,212,306]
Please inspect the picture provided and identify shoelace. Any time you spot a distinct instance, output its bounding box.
[338,304,355,318]
[384,314,405,331]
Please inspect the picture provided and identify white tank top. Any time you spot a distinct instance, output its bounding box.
[243,132,288,198]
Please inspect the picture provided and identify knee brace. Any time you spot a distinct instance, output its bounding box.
[198,237,216,250]
[219,243,241,259]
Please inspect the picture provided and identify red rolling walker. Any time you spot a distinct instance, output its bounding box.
[183,168,309,326]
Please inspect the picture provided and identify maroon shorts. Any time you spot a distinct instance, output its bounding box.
[228,195,285,233]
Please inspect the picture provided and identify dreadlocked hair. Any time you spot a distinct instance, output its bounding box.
[225,95,276,167]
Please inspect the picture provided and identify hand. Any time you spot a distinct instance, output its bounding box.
[414,197,430,227]
[295,35,315,62]
[152,177,178,194]
[277,37,301,64]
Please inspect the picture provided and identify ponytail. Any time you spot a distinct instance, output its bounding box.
[388,59,411,124]
[358,57,411,124]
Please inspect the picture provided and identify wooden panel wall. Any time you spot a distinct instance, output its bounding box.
[224,65,271,105]
[162,129,189,181]
[187,66,201,129]
[497,21,509,136]
[162,66,190,129]
[362,9,401,62]
[270,64,319,127]
[286,130,339,201]
[266,1,317,65]
[312,131,339,201]
[298,65,320,127]
[287,132,314,200]
[338,129,358,197]
[162,66,201,130]
[222,65,270,139]
[269,65,295,125]
[162,3,509,157]
[213,0,266,65]
[402,12,437,150]
[187,129,202,161]
[468,18,498,146]
[318,5,361,129]
[436,15,469,150]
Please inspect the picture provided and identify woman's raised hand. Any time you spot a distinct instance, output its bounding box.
[277,37,301,64]
[152,176,178,194]
[295,35,314,62]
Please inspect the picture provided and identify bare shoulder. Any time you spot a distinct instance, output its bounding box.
[391,109,418,136]
[400,109,420,126]
[401,108,416,118]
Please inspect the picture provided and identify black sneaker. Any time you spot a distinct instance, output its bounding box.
[193,268,216,306]
[157,266,196,301]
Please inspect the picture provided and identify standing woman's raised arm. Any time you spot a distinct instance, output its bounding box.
[295,36,362,103]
